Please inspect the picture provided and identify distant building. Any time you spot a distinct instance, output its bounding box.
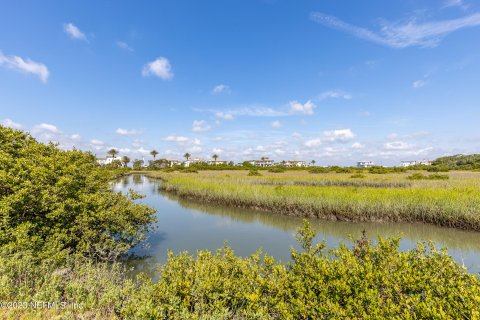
[357,161,374,168]
[97,156,122,166]
[282,160,308,167]
[166,159,180,167]
[249,157,274,167]
[419,160,432,166]
[207,160,228,165]
[183,158,203,167]
[400,160,418,167]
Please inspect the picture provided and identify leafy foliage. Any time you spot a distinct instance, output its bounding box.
[0,126,156,263]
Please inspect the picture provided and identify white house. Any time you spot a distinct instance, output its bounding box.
[183,158,204,167]
[419,160,432,166]
[97,156,122,166]
[357,161,374,168]
[282,160,308,167]
[400,160,418,167]
[249,157,274,167]
[207,160,228,165]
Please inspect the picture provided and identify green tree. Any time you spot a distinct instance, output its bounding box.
[184,152,191,161]
[133,159,144,170]
[150,149,159,160]
[107,148,119,158]
[121,156,131,167]
[0,126,156,262]
[311,160,316,166]
[212,154,219,162]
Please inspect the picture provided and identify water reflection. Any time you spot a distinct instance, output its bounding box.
[114,175,480,274]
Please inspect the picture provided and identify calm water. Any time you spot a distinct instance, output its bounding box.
[114,175,480,274]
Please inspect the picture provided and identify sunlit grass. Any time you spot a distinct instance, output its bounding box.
[146,170,480,230]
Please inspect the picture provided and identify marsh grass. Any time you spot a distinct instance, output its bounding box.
[147,170,480,230]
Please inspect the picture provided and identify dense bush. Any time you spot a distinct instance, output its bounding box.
[268,167,286,173]
[407,173,450,180]
[350,173,366,179]
[0,126,156,264]
[2,221,479,319]
[248,169,262,176]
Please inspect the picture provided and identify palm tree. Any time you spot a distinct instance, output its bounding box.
[311,160,316,166]
[121,156,130,167]
[107,148,118,158]
[212,154,219,162]
[150,150,159,160]
[183,153,191,161]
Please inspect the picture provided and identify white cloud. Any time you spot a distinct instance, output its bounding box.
[116,128,139,136]
[215,112,235,120]
[384,141,414,150]
[292,132,302,138]
[1,118,22,129]
[289,100,316,115]
[271,120,282,129]
[0,52,49,83]
[63,23,87,41]
[212,84,231,94]
[164,135,189,143]
[32,123,61,134]
[351,142,365,149]
[323,129,355,142]
[142,57,173,80]
[116,41,133,51]
[310,12,480,48]
[90,139,104,146]
[444,0,469,10]
[318,90,352,100]
[70,134,81,140]
[305,138,322,148]
[213,107,287,119]
[192,120,211,132]
[412,79,427,88]
[135,147,150,156]
[212,148,223,154]
[190,146,202,153]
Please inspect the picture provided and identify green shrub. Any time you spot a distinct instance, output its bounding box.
[428,173,450,180]
[407,173,449,180]
[350,173,366,179]
[248,169,262,176]
[427,165,450,172]
[308,167,329,174]
[268,167,286,173]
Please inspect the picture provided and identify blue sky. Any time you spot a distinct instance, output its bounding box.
[1,0,480,165]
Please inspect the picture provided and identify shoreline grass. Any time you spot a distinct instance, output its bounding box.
[145,170,480,231]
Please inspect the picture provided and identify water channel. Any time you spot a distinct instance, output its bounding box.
[114,175,480,274]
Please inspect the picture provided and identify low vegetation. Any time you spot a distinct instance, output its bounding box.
[150,170,480,230]
[2,126,480,318]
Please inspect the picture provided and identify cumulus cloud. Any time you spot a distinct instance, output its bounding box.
[32,123,61,134]
[323,129,355,142]
[1,118,22,129]
[142,57,174,80]
[116,128,139,136]
[164,135,189,143]
[305,138,322,148]
[0,52,49,83]
[271,120,282,129]
[192,120,211,132]
[351,142,365,149]
[310,11,480,48]
[63,23,87,41]
[289,100,316,115]
[212,84,231,95]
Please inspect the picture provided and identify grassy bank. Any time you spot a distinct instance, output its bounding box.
[147,170,480,230]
